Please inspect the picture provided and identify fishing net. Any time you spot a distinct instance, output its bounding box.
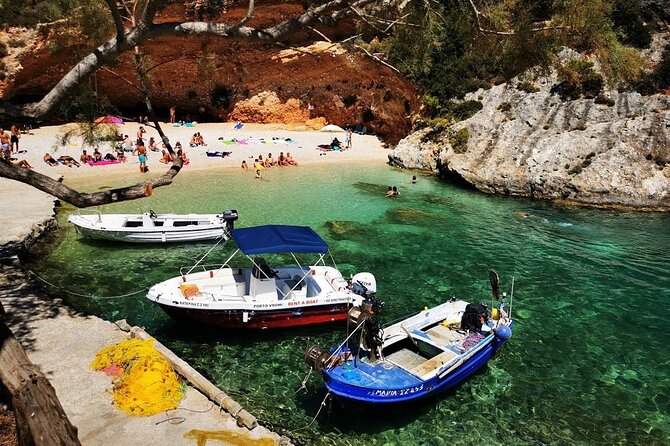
[91,338,186,416]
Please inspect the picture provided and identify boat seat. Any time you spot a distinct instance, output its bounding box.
[425,324,466,346]
[409,349,458,377]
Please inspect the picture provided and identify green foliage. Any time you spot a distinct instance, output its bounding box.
[594,94,615,106]
[498,102,513,112]
[0,0,77,27]
[655,45,670,89]
[423,97,483,122]
[380,0,649,108]
[551,59,603,100]
[449,128,470,154]
[611,0,652,48]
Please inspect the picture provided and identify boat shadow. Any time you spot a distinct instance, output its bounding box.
[152,320,347,347]
[298,366,494,434]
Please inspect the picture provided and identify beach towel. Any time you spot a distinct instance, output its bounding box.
[234,122,244,130]
[88,160,121,166]
[206,151,232,158]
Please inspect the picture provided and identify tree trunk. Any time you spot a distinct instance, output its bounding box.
[0,304,81,446]
[0,159,182,208]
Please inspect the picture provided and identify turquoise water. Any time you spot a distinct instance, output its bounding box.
[28,162,670,445]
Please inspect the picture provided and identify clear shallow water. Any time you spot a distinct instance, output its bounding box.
[28,162,670,445]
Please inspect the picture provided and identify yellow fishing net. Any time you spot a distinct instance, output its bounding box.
[91,338,186,416]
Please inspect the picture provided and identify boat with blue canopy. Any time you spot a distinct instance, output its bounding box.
[147,225,376,329]
[305,271,514,405]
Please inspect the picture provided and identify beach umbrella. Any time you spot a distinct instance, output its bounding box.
[94,115,124,125]
[320,124,345,132]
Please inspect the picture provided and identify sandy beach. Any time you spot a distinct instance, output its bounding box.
[11,122,390,183]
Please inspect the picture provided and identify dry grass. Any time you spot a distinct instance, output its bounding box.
[0,404,17,446]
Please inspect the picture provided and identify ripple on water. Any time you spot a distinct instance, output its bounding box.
[27,163,670,445]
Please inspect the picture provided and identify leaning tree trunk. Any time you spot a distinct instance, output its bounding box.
[0,302,81,446]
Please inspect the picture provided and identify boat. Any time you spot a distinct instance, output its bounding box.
[305,272,513,406]
[146,224,376,329]
[68,209,239,243]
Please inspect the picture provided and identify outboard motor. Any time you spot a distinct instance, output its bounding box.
[351,272,376,297]
[221,209,238,232]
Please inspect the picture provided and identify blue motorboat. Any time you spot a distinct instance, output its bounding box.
[305,273,513,406]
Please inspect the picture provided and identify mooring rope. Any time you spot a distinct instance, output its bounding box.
[291,392,332,433]
[29,270,148,299]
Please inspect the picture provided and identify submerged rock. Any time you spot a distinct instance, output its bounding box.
[324,220,368,240]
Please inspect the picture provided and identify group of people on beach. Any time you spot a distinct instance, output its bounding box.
[241,152,298,179]
[1,125,34,168]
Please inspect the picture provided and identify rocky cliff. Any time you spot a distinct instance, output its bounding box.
[389,44,670,210]
[0,2,420,144]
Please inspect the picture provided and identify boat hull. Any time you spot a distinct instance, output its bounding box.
[72,225,227,243]
[157,302,352,329]
[323,337,507,405]
[69,213,228,243]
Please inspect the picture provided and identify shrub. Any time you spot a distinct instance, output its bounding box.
[655,45,670,90]
[594,94,615,106]
[449,128,470,154]
[517,81,540,93]
[551,59,604,100]
[210,84,233,109]
[0,41,8,58]
[450,100,483,120]
[498,102,512,112]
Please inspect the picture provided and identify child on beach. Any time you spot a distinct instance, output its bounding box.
[255,169,262,179]
[241,160,249,171]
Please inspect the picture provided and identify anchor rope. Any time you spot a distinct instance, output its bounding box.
[294,367,313,395]
[291,392,332,433]
[29,270,148,299]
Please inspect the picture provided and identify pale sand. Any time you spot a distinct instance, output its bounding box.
[13,122,389,183]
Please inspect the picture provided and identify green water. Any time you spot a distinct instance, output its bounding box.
[28,162,670,445]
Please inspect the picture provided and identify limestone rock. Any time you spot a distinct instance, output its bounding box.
[390,55,670,210]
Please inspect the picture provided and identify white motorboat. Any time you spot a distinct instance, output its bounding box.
[147,224,376,329]
[68,209,239,243]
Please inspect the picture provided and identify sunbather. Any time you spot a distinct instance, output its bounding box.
[159,149,173,164]
[58,155,80,167]
[12,159,32,169]
[43,153,59,166]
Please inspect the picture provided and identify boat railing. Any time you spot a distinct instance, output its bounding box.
[74,208,103,223]
[179,264,232,276]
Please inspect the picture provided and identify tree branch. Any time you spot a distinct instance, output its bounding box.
[0,0,377,122]
[465,0,571,36]
[354,44,401,73]
[103,0,127,44]
[0,159,183,208]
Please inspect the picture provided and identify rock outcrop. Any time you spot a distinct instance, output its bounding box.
[390,51,670,210]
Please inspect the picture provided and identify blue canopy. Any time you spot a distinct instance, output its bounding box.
[232,225,329,255]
